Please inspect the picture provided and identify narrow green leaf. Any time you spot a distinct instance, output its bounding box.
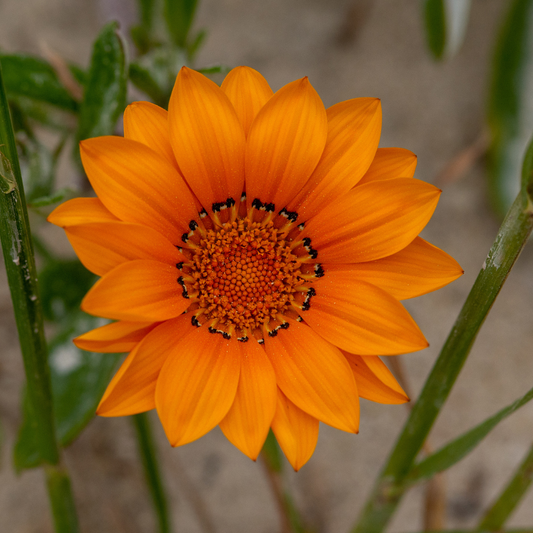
[28,188,74,208]
[487,0,533,216]
[197,64,231,76]
[164,0,199,48]
[478,442,533,530]
[76,21,127,142]
[423,0,446,59]
[423,0,472,60]
[352,134,533,533]
[14,314,122,470]
[0,54,79,112]
[408,385,533,482]
[188,29,207,60]
[133,413,172,533]
[129,62,168,107]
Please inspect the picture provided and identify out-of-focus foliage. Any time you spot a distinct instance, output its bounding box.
[487,0,533,217]
[422,0,472,60]
[0,0,224,476]
[76,21,127,143]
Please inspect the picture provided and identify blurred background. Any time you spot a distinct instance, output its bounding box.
[1,0,533,531]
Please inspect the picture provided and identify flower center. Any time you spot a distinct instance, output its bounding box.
[176,203,324,342]
[193,219,303,334]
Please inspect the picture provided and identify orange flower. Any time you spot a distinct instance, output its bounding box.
[48,66,462,470]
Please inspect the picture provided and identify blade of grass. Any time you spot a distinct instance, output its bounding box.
[351,133,533,533]
[132,413,171,533]
[0,61,79,532]
[477,442,533,531]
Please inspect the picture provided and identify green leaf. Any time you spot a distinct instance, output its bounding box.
[14,315,122,471]
[76,21,127,143]
[131,0,158,55]
[487,0,533,216]
[38,259,96,322]
[187,29,207,60]
[407,384,533,483]
[28,187,75,208]
[164,0,199,48]
[129,62,168,107]
[0,54,79,112]
[423,0,472,60]
[197,64,231,76]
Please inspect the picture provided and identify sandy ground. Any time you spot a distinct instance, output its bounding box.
[1,0,533,532]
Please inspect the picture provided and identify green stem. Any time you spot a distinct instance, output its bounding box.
[45,465,80,532]
[352,137,533,533]
[132,413,171,533]
[0,61,79,531]
[478,442,533,531]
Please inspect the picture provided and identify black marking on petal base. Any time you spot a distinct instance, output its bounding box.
[191,316,201,327]
[199,208,208,219]
[296,316,303,322]
[177,276,189,299]
[237,336,249,342]
[268,322,290,337]
[240,193,246,202]
[212,197,236,213]
[279,207,298,223]
[181,232,189,243]
[207,326,232,339]
[189,220,198,231]
[314,264,325,278]
[302,237,318,259]
[298,223,305,231]
[252,198,275,212]
[176,262,184,270]
[302,287,316,311]
[257,338,265,345]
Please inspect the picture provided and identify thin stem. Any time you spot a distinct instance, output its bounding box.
[0,61,79,531]
[477,442,533,531]
[132,413,171,533]
[45,465,80,532]
[352,138,533,533]
[260,431,310,533]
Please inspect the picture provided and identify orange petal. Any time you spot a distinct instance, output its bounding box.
[65,221,185,276]
[357,147,417,186]
[343,353,408,404]
[123,101,178,169]
[168,67,245,210]
[362,355,407,395]
[82,260,189,321]
[221,66,273,137]
[97,316,193,416]
[219,340,277,460]
[74,320,160,353]
[245,77,328,210]
[264,318,359,433]
[324,237,463,300]
[80,136,198,243]
[290,98,382,221]
[302,178,441,263]
[155,326,241,446]
[303,276,428,355]
[47,197,118,227]
[271,388,319,471]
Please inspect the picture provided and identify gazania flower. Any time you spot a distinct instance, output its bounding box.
[48,66,462,470]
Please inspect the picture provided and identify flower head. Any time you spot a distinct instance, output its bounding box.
[48,66,462,470]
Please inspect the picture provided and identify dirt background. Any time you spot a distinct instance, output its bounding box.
[1,0,533,532]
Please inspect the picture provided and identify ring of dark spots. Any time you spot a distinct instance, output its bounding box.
[191,316,201,327]
[176,262,184,270]
[314,264,325,278]
[189,220,198,231]
[181,232,189,243]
